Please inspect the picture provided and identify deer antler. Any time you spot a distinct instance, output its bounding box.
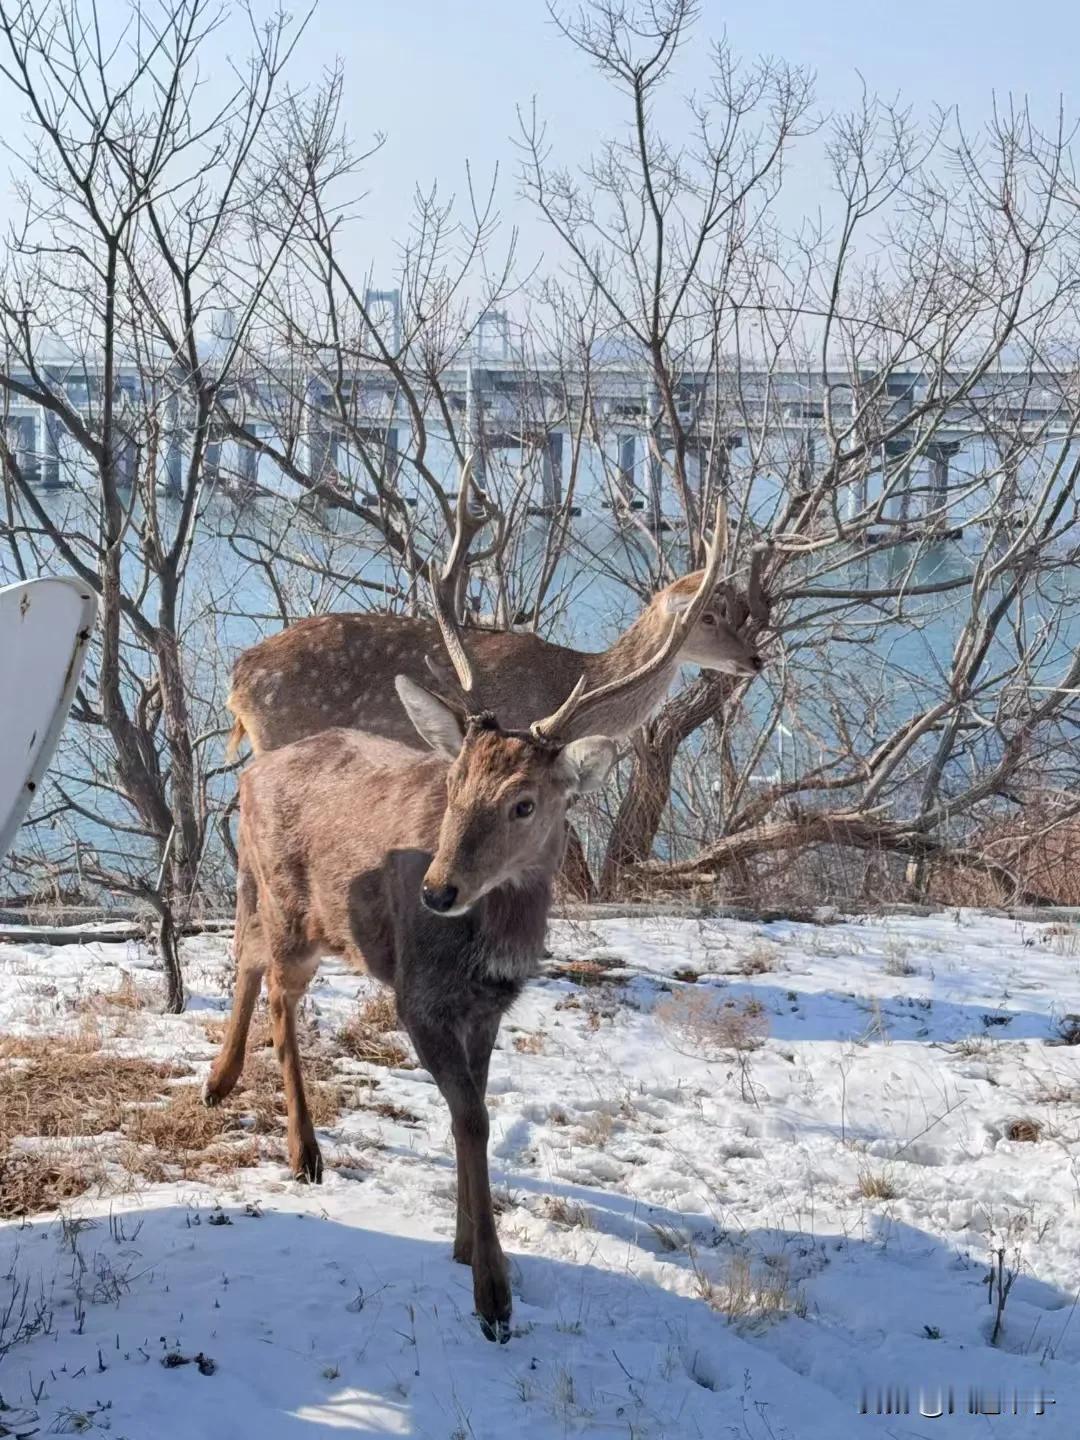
[425,455,487,698]
[530,495,730,743]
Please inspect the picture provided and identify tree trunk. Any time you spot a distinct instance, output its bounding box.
[559,823,597,901]
[158,904,185,1015]
[600,672,734,897]
[600,730,679,897]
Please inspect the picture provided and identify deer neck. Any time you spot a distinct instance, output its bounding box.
[575,605,681,737]
[477,870,555,981]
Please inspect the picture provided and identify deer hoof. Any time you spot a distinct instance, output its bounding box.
[202,1079,222,1108]
[478,1314,512,1345]
[294,1142,324,1185]
[474,1267,512,1343]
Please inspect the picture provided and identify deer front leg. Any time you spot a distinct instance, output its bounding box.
[410,1020,510,1342]
[204,904,265,1107]
[453,1013,501,1267]
[453,1143,474,1266]
[268,966,323,1183]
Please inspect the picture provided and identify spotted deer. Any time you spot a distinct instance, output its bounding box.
[226,473,762,759]
[203,515,729,1342]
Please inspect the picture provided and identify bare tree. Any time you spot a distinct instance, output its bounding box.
[522,1,1080,901]
[0,0,309,1005]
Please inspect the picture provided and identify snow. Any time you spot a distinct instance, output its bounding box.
[1,908,1079,1437]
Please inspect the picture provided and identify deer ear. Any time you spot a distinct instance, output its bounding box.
[395,675,466,758]
[423,652,456,689]
[554,736,618,795]
[666,587,720,616]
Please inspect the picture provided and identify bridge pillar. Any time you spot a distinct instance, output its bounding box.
[382,427,398,483]
[17,416,39,483]
[541,432,563,510]
[797,427,816,492]
[115,431,137,489]
[41,411,63,489]
[616,433,636,505]
[845,469,869,523]
[164,397,183,498]
[646,437,663,530]
[204,431,221,485]
[465,363,487,491]
[237,437,259,499]
[926,440,961,513]
[884,438,914,523]
[308,411,337,486]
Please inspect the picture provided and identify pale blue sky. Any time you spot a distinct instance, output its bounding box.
[5,0,1080,280]
[285,0,1080,277]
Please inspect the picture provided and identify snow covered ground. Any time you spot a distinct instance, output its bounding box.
[1,908,1079,1438]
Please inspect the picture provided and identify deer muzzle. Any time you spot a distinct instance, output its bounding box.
[421,880,460,914]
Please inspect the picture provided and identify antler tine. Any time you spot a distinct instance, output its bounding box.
[426,455,485,698]
[440,455,479,589]
[428,574,475,695]
[531,495,730,743]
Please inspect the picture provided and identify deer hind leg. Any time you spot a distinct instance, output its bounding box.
[268,957,323,1183]
[204,877,265,1107]
[409,1016,510,1342]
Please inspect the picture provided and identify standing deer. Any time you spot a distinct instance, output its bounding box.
[226,475,762,759]
[203,521,728,1342]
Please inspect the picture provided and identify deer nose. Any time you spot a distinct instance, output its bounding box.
[749,654,763,672]
[422,881,459,914]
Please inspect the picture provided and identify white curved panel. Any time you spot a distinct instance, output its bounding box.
[0,577,98,864]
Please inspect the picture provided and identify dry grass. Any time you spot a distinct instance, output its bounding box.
[0,1147,107,1219]
[356,989,399,1032]
[78,971,158,1014]
[657,990,769,1062]
[693,1251,807,1329]
[648,1220,687,1253]
[334,993,412,1068]
[576,1110,615,1147]
[358,1097,419,1124]
[203,1015,272,1050]
[0,1026,191,1217]
[929,803,1080,908]
[1051,1014,1080,1047]
[0,1022,356,1214]
[735,941,779,976]
[857,1168,898,1200]
[546,956,622,986]
[882,942,918,978]
[950,1036,991,1059]
[0,1031,189,1150]
[1035,1082,1080,1105]
[233,1050,344,1133]
[1005,1117,1042,1143]
[540,1195,591,1229]
[512,1031,546,1054]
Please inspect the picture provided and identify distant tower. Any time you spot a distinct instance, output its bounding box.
[363,289,402,354]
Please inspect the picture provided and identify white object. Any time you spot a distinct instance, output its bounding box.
[0,577,97,864]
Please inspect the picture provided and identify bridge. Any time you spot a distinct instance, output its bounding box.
[2,327,1075,527]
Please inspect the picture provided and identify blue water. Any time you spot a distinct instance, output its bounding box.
[3,444,1079,892]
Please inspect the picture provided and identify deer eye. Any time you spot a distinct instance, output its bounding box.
[702,612,717,626]
[512,798,536,820]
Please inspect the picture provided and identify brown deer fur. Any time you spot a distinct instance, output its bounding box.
[227,570,762,757]
[204,679,617,1342]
